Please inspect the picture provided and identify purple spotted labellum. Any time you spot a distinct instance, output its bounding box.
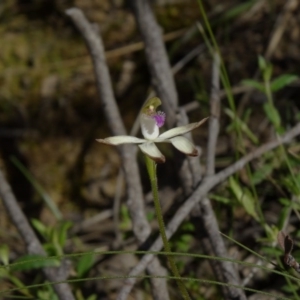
[97,97,208,163]
[152,111,166,128]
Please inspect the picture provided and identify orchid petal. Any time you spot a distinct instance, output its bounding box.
[159,118,208,139]
[96,136,145,145]
[140,114,160,140]
[139,142,165,163]
[170,136,198,156]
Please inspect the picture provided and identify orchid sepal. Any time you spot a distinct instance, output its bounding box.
[139,142,165,163]
[96,136,146,145]
[170,136,198,156]
[159,117,208,139]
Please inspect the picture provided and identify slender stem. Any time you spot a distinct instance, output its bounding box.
[145,155,191,300]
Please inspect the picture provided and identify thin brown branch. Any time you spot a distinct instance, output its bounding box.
[190,53,247,300]
[106,28,186,59]
[0,169,75,300]
[65,8,169,300]
[206,52,221,177]
[116,121,300,299]
[130,0,246,297]
[131,0,178,126]
[171,44,205,75]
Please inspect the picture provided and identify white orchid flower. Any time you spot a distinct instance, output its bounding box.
[96,97,208,163]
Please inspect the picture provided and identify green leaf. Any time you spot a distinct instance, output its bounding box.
[210,194,231,204]
[0,268,9,278]
[225,108,259,144]
[241,79,265,92]
[229,177,259,221]
[31,218,47,237]
[0,245,9,266]
[221,0,257,20]
[51,229,63,256]
[7,273,33,297]
[37,285,58,300]
[58,221,72,248]
[251,164,274,185]
[147,211,155,221]
[264,64,273,82]
[280,175,300,195]
[258,55,267,71]
[258,56,273,81]
[261,246,281,256]
[282,283,299,293]
[181,222,195,232]
[263,224,278,242]
[277,206,290,230]
[263,102,281,128]
[11,254,60,271]
[279,198,291,206]
[76,253,94,278]
[271,74,298,92]
[44,243,59,256]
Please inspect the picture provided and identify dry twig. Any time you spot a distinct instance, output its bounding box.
[0,169,75,300]
[198,53,246,300]
[129,1,246,298]
[117,121,300,299]
[130,0,178,126]
[65,8,169,300]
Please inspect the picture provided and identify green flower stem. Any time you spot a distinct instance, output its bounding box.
[145,155,191,300]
